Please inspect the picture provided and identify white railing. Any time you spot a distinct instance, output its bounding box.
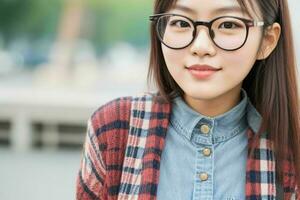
[0,85,143,151]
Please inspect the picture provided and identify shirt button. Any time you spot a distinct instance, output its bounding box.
[202,148,211,156]
[199,173,209,181]
[200,124,210,134]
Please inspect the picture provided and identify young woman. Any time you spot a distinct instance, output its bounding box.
[76,0,300,199]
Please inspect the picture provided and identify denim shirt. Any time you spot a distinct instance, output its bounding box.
[157,88,262,200]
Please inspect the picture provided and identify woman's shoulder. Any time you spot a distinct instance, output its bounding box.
[89,91,160,129]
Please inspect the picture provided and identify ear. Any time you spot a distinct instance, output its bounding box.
[256,22,281,60]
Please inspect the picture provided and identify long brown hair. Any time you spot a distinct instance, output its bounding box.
[147,0,300,191]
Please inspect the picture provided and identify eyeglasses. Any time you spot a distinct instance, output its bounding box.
[149,13,265,51]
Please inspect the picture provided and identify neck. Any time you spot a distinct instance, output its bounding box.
[183,85,242,117]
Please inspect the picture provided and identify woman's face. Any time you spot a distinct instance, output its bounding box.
[161,0,264,101]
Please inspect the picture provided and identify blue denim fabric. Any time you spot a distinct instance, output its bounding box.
[157,88,262,200]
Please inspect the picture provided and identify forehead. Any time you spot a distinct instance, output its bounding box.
[169,0,261,19]
[175,0,241,7]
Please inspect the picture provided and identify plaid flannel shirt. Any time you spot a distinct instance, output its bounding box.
[76,92,298,200]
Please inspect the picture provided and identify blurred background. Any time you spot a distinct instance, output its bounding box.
[0,0,299,199]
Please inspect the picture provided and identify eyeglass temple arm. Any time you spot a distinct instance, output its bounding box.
[149,14,169,21]
[149,16,156,21]
[247,21,265,27]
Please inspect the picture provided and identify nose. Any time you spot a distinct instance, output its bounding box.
[189,27,217,57]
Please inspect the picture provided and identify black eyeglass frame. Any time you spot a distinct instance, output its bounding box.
[149,13,265,51]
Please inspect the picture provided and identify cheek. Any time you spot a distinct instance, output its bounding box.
[222,35,261,76]
[224,51,254,68]
[221,51,256,85]
[162,45,186,73]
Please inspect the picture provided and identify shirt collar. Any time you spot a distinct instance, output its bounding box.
[170,88,262,144]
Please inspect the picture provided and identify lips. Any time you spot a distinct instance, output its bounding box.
[187,64,221,71]
[186,64,222,79]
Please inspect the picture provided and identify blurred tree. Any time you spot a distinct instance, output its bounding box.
[83,0,153,52]
[0,0,29,41]
[0,0,152,51]
[0,0,63,45]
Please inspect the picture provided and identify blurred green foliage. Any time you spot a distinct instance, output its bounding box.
[0,0,153,51]
[0,0,63,43]
[85,0,153,51]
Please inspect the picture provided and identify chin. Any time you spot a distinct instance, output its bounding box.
[184,89,221,101]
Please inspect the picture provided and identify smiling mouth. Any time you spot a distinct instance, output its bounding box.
[186,64,222,71]
[185,66,222,79]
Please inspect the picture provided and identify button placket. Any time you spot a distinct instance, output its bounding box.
[193,118,214,198]
[193,144,214,198]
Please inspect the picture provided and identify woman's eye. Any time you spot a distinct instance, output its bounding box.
[170,20,190,28]
[219,22,240,29]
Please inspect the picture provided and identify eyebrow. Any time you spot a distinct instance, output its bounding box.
[173,5,244,15]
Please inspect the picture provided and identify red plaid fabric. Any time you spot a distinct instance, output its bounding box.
[76,92,298,199]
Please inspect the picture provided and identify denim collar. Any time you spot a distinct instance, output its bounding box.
[170,88,262,144]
